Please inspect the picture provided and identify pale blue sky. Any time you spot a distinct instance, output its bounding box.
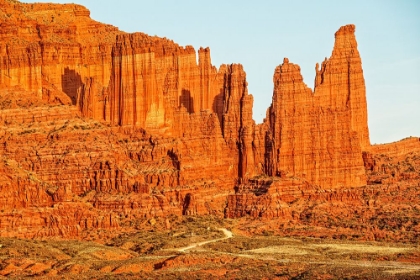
[23,0,420,144]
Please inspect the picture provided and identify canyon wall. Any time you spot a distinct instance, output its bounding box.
[0,1,369,187]
[0,0,394,238]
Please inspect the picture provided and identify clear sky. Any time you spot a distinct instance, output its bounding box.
[23,0,420,144]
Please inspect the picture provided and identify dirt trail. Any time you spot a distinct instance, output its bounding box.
[160,230,420,276]
[175,228,233,253]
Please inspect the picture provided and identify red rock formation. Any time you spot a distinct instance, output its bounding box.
[2,1,417,241]
[315,25,370,151]
[225,177,312,219]
[253,25,368,188]
[363,137,420,184]
[0,104,237,238]
[227,168,420,243]
[0,0,119,102]
[369,137,420,157]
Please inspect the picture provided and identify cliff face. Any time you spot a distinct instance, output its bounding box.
[0,0,251,135]
[315,25,370,150]
[0,0,118,101]
[0,0,384,239]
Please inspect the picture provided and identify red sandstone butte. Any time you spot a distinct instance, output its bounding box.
[260,25,369,188]
[0,0,418,239]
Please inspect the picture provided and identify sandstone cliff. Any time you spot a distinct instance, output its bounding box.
[2,0,414,240]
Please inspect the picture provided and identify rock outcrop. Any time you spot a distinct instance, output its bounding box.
[245,25,369,188]
[227,136,420,244]
[2,0,416,240]
[363,137,420,184]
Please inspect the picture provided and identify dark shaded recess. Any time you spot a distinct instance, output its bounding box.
[212,90,224,127]
[182,193,192,215]
[62,67,83,105]
[179,89,194,113]
[154,256,177,269]
[167,150,180,170]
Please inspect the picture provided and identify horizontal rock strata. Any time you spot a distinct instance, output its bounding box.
[1,0,415,239]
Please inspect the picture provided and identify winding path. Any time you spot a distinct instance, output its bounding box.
[175,228,233,253]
